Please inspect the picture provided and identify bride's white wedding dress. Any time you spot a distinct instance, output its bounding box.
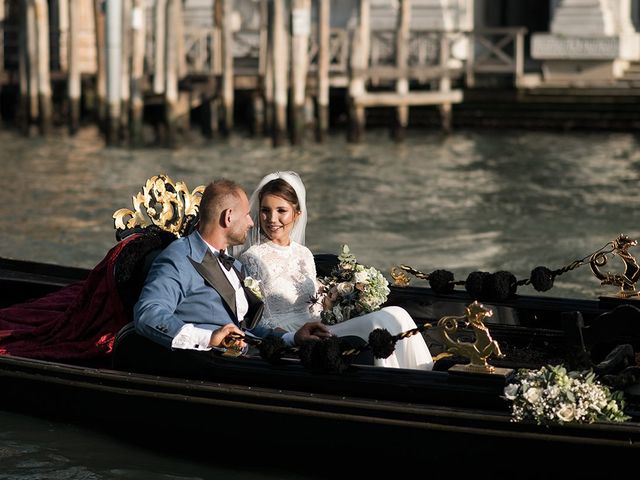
[240,241,433,370]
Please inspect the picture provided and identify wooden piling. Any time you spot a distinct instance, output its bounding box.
[438,33,452,133]
[26,2,38,133]
[316,0,330,142]
[272,0,288,146]
[254,0,269,136]
[17,2,31,134]
[58,0,69,72]
[105,0,122,145]
[263,0,274,136]
[0,0,4,129]
[153,0,167,95]
[348,0,369,143]
[206,0,223,138]
[130,0,145,146]
[35,0,52,135]
[0,0,4,90]
[201,77,219,139]
[119,0,131,142]
[164,0,179,146]
[290,0,310,144]
[93,0,106,130]
[393,0,410,141]
[68,0,81,134]
[221,0,234,134]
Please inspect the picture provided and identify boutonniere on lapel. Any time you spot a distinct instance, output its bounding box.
[244,276,263,300]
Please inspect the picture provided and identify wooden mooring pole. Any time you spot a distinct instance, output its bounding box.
[221,0,234,134]
[394,0,410,141]
[105,0,121,145]
[19,0,52,135]
[0,0,4,128]
[130,0,145,146]
[34,0,52,135]
[119,0,131,143]
[93,0,107,131]
[68,0,81,134]
[316,0,330,142]
[290,0,310,144]
[271,0,288,147]
[348,0,369,143]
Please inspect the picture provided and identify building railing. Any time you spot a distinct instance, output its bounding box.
[466,27,527,87]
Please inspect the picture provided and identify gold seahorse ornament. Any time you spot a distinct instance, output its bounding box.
[590,234,640,298]
[437,301,505,373]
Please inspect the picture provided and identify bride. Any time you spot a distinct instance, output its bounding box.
[237,171,433,370]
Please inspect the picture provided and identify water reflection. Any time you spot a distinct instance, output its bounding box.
[0,127,639,300]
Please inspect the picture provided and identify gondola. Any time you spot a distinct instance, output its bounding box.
[1,175,640,474]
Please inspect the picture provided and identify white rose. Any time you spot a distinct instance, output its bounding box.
[556,403,576,422]
[523,386,542,404]
[504,383,519,400]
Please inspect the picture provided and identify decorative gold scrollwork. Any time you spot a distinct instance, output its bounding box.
[437,301,504,373]
[390,266,411,287]
[590,234,640,298]
[113,174,205,237]
[391,264,430,287]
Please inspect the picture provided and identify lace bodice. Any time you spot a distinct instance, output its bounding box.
[240,241,322,332]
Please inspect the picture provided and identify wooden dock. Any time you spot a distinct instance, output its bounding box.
[2,0,631,147]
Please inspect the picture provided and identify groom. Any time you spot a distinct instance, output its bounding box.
[133,178,332,353]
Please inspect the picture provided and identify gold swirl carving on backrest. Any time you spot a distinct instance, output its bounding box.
[113,174,205,237]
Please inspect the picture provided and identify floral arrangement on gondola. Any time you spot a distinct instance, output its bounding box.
[504,365,630,425]
[316,244,390,325]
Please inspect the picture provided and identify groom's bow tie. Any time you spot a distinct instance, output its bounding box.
[218,249,235,271]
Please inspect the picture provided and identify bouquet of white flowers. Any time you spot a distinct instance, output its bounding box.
[317,245,390,325]
[504,364,630,426]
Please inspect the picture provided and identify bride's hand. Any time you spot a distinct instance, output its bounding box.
[293,322,333,345]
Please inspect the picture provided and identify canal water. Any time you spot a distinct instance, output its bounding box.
[1,125,639,478]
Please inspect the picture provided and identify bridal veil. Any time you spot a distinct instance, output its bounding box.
[236,171,308,255]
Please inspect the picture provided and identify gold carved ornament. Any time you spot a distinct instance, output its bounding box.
[590,234,640,298]
[437,301,505,373]
[113,174,205,238]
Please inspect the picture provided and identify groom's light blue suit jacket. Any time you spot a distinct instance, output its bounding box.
[133,230,275,349]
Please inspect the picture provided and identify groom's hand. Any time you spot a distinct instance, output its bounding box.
[210,323,246,349]
[294,322,332,345]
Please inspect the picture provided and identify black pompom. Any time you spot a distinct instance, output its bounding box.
[429,269,455,294]
[530,266,554,292]
[298,339,321,370]
[324,336,351,373]
[298,337,350,373]
[369,328,396,359]
[258,335,287,364]
[487,271,517,301]
[465,271,490,299]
